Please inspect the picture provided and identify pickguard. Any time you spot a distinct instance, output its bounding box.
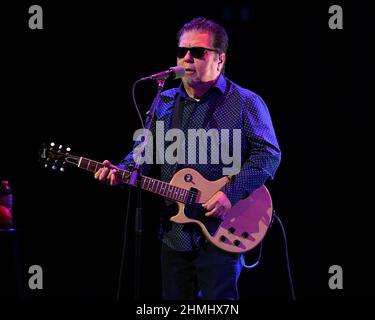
[184,203,221,236]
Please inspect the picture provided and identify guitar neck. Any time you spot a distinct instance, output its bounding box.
[77,157,193,204]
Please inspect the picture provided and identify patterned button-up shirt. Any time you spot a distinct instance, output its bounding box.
[119,74,281,251]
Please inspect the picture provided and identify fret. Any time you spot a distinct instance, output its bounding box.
[164,183,170,197]
[178,189,184,202]
[79,158,88,170]
[141,177,150,191]
[96,161,103,172]
[140,176,147,189]
[63,154,189,201]
[85,159,90,170]
[176,188,181,201]
[88,160,98,172]
[179,188,183,201]
[181,189,187,203]
[52,150,196,204]
[169,186,175,199]
[159,181,164,195]
[125,175,188,204]
[170,186,175,200]
[153,180,158,192]
[78,158,103,173]
[171,186,177,201]
[78,158,86,169]
[167,185,173,198]
[143,177,150,190]
[153,180,159,194]
[184,189,189,203]
[157,181,162,194]
[86,160,91,171]
[150,179,155,192]
[159,182,166,196]
[159,182,164,195]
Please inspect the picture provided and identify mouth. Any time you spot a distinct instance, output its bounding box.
[184,68,195,74]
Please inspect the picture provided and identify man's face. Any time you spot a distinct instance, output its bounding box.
[177,31,225,85]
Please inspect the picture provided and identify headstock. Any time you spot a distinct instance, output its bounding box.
[39,142,79,172]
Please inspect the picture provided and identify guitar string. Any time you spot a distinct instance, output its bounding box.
[97,164,200,202]
[74,158,200,204]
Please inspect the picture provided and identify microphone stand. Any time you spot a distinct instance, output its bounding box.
[128,78,166,300]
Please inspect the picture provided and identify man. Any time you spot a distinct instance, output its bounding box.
[94,17,281,300]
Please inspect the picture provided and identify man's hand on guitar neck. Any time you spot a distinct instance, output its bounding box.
[203,191,232,219]
[94,162,232,220]
[94,160,121,186]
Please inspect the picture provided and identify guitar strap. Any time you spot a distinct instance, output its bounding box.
[169,93,202,249]
[162,93,183,218]
[162,92,183,208]
[171,93,183,130]
[169,93,183,176]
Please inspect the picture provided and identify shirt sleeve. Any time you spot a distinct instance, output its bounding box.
[221,94,281,206]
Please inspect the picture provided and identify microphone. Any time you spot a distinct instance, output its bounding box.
[140,66,185,81]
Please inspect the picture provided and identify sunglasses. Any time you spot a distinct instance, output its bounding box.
[177,46,218,59]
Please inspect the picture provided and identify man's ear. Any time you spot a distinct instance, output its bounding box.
[217,53,226,71]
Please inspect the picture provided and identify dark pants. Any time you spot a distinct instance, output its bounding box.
[160,242,242,300]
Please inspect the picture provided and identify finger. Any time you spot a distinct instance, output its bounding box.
[106,169,114,184]
[220,207,229,219]
[94,168,101,179]
[205,206,221,217]
[99,167,110,181]
[109,169,118,186]
[95,167,105,180]
[203,199,217,211]
[103,160,114,168]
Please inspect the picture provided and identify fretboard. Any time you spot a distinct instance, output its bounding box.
[77,157,196,204]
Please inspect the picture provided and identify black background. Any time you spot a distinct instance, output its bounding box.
[1,0,373,301]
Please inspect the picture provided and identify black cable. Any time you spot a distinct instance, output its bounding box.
[241,242,263,269]
[273,211,296,301]
[132,79,145,129]
[116,184,132,300]
[241,210,296,300]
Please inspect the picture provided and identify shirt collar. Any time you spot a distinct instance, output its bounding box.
[161,74,226,101]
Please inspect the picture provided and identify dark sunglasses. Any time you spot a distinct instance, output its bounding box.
[177,46,218,59]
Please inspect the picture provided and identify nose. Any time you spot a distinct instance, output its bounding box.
[182,50,194,63]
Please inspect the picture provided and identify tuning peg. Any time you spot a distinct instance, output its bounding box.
[52,165,57,170]
[50,142,55,147]
[60,167,65,172]
[59,145,63,150]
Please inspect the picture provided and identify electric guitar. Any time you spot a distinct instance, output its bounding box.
[40,143,273,253]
